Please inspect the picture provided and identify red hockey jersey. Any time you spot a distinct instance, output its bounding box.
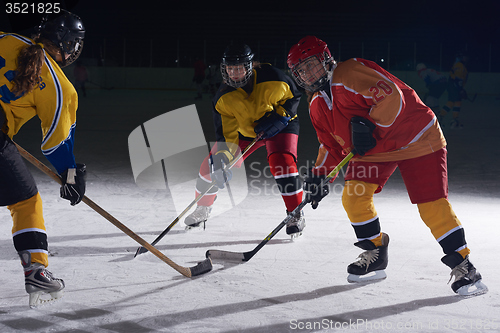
[310,58,446,174]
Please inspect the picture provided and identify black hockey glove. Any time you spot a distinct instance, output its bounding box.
[254,111,291,139]
[351,116,376,156]
[303,170,329,209]
[60,163,86,206]
[211,151,233,189]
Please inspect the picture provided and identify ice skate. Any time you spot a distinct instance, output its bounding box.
[441,253,488,296]
[184,205,212,230]
[347,233,389,283]
[286,210,305,239]
[19,251,65,308]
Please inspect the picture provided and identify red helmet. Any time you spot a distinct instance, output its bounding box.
[287,36,334,92]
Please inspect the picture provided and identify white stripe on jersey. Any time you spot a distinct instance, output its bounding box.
[12,228,47,237]
[41,54,64,150]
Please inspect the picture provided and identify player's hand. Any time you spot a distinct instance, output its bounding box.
[211,151,232,189]
[351,117,376,156]
[254,111,291,139]
[60,163,86,205]
[303,170,329,209]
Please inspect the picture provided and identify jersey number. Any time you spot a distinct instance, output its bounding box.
[369,80,393,102]
[0,55,22,103]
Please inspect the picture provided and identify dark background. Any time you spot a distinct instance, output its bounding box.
[1,0,499,71]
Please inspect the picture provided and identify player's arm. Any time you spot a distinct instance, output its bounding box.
[340,61,403,128]
[211,102,240,188]
[304,142,345,209]
[212,100,240,158]
[275,70,302,119]
[364,77,402,128]
[38,102,77,174]
[255,68,301,138]
[37,83,85,205]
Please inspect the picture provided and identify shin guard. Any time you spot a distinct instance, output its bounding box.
[9,193,48,267]
[418,197,470,258]
[342,180,383,246]
[268,152,302,212]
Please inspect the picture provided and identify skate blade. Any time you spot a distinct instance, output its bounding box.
[289,231,303,240]
[347,270,387,283]
[29,290,64,308]
[456,280,488,297]
[185,221,206,231]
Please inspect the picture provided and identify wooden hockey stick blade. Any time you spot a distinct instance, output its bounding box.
[134,132,264,257]
[206,152,354,263]
[14,142,212,278]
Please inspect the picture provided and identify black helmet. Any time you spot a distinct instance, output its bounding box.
[38,10,85,67]
[221,43,254,88]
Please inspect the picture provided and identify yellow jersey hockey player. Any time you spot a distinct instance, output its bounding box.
[0,10,86,308]
[439,53,469,129]
[185,43,305,238]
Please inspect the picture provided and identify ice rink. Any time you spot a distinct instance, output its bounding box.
[0,87,498,333]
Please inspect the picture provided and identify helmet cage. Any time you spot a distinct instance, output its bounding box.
[290,52,333,92]
[221,61,253,88]
[60,38,84,67]
[220,44,254,88]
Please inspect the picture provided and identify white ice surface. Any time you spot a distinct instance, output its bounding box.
[1,89,498,333]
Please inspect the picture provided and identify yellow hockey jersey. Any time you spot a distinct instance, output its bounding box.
[0,32,78,174]
[212,63,301,157]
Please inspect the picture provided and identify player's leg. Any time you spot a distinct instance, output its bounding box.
[1,134,64,307]
[342,161,397,282]
[400,148,486,295]
[266,131,304,237]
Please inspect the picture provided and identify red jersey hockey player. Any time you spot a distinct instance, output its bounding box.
[287,36,486,296]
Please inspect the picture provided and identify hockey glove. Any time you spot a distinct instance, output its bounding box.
[254,111,291,139]
[211,151,233,189]
[60,163,86,206]
[303,170,329,209]
[351,116,376,156]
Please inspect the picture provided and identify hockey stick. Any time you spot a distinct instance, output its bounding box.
[14,143,212,278]
[134,132,265,257]
[206,151,354,262]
